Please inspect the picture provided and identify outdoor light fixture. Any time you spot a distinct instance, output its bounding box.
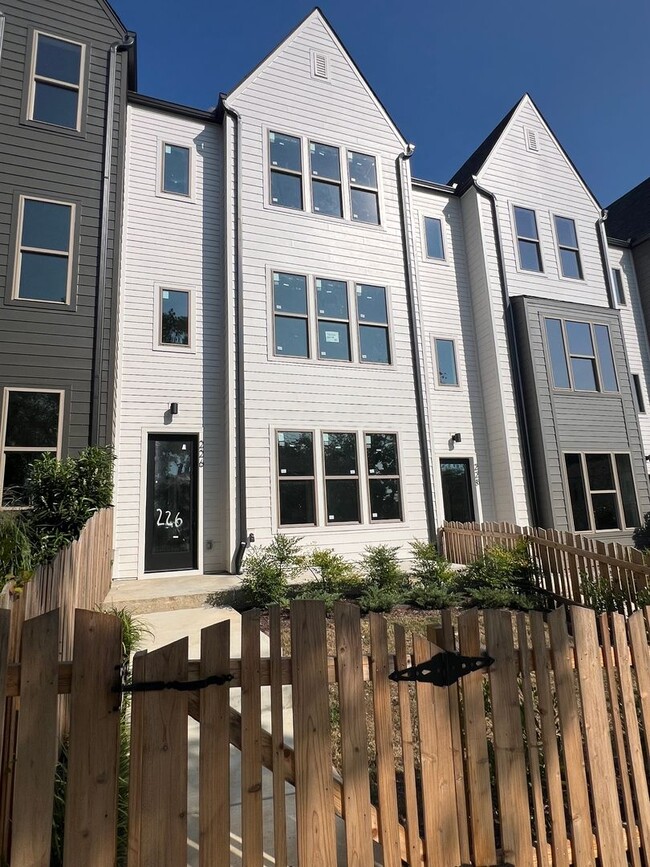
[451,432,462,443]
[170,402,179,416]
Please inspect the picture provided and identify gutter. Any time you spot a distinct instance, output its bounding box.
[90,35,134,445]
[396,147,437,540]
[596,209,616,307]
[471,178,540,526]
[220,95,251,574]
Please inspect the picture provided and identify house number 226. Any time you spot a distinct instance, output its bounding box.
[155,509,183,528]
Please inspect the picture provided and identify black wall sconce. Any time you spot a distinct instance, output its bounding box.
[170,402,179,416]
[451,432,462,443]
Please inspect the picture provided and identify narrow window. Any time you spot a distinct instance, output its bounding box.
[514,206,543,272]
[310,142,342,218]
[565,452,639,532]
[594,325,618,392]
[269,132,303,210]
[554,216,583,279]
[612,268,626,306]
[586,453,620,530]
[277,431,315,525]
[566,321,598,391]
[348,151,379,224]
[357,285,390,364]
[424,217,445,260]
[1,390,62,506]
[615,454,640,528]
[323,432,360,523]
[565,454,590,531]
[273,273,309,358]
[632,374,646,414]
[30,33,83,129]
[316,279,350,361]
[162,144,190,196]
[440,459,475,522]
[434,338,458,386]
[545,318,570,388]
[160,289,190,346]
[15,197,73,303]
[366,433,402,521]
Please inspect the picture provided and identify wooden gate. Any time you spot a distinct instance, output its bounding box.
[3,600,650,865]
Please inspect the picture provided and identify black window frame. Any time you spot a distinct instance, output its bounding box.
[365,432,403,522]
[632,374,646,414]
[322,431,361,524]
[276,430,316,527]
[564,451,640,532]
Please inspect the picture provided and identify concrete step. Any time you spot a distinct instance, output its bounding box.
[106,573,241,615]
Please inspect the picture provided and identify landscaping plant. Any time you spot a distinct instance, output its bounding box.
[241,534,306,608]
[633,511,650,551]
[296,548,362,611]
[358,544,408,612]
[460,540,545,610]
[0,513,33,590]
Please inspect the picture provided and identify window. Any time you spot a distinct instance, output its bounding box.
[544,318,618,393]
[514,206,543,272]
[1,390,63,506]
[277,431,315,525]
[434,338,459,386]
[316,279,350,361]
[30,33,83,129]
[565,452,639,532]
[348,151,379,224]
[632,374,646,414]
[440,459,475,522]
[424,217,445,260]
[612,268,626,306]
[160,289,190,346]
[366,433,402,521]
[323,433,360,523]
[273,273,309,358]
[310,142,342,218]
[14,197,73,303]
[554,216,583,280]
[269,132,303,210]
[357,284,390,364]
[162,144,190,196]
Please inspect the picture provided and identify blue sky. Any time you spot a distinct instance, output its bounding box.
[110,0,649,205]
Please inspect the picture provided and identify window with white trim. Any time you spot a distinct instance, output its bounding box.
[348,151,379,224]
[310,142,342,218]
[14,197,74,304]
[565,452,639,532]
[424,217,445,260]
[514,206,543,272]
[162,144,190,196]
[30,32,84,129]
[159,288,191,347]
[273,273,309,358]
[612,268,626,306]
[544,318,618,393]
[277,431,315,526]
[366,433,402,521]
[434,338,459,386]
[357,284,390,364]
[554,216,583,279]
[323,432,360,523]
[1,390,63,507]
[317,279,350,361]
[269,132,303,210]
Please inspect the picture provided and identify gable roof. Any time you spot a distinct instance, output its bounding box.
[606,177,650,244]
[226,7,408,148]
[447,98,520,191]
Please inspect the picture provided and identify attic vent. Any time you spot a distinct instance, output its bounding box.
[524,127,539,153]
[312,51,329,80]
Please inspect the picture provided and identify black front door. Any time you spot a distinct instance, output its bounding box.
[145,434,198,572]
[440,458,476,523]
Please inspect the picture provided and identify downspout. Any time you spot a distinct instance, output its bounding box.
[471,178,540,526]
[396,146,437,540]
[597,209,616,308]
[221,98,251,574]
[90,35,134,445]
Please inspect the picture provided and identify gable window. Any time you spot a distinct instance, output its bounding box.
[434,338,459,386]
[544,318,618,393]
[273,272,309,358]
[514,206,543,272]
[30,33,83,130]
[632,374,646,414]
[1,390,63,507]
[160,289,190,346]
[612,268,626,306]
[269,132,303,210]
[554,216,583,279]
[357,284,390,364]
[310,142,342,218]
[366,433,402,521]
[565,452,639,532]
[424,217,445,260]
[14,197,73,304]
[317,279,350,361]
[323,432,360,523]
[277,431,315,525]
[349,152,379,224]
[162,144,190,196]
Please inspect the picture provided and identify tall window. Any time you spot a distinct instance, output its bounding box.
[357,284,390,364]
[1,390,63,506]
[15,197,73,304]
[160,289,190,346]
[273,273,309,358]
[323,433,360,523]
[30,33,83,129]
[348,152,379,224]
[316,279,350,361]
[434,338,459,386]
[269,132,303,210]
[424,217,445,260]
[612,268,626,306]
[514,206,543,272]
[545,318,618,393]
[162,144,190,196]
[310,142,342,218]
[565,453,639,532]
[554,216,583,279]
[632,374,646,414]
[277,431,315,525]
[366,433,402,521]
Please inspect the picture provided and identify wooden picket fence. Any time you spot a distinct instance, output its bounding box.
[4,599,650,866]
[440,520,650,610]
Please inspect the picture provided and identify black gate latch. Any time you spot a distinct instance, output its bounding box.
[389,650,494,687]
[113,662,233,704]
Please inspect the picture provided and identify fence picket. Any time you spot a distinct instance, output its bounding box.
[0,610,10,779]
[269,606,288,867]
[241,609,263,867]
[628,611,650,762]
[127,651,146,867]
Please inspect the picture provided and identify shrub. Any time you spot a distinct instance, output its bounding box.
[580,572,627,614]
[361,544,406,593]
[358,584,405,613]
[408,539,460,609]
[295,548,362,611]
[633,512,650,550]
[0,513,33,589]
[241,534,305,609]
[460,541,544,611]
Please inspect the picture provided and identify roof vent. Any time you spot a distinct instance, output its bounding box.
[312,51,329,80]
[524,127,539,153]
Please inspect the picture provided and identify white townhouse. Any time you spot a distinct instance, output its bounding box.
[112,8,650,579]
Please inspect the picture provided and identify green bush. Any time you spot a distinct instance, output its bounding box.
[295,548,362,611]
[580,572,628,614]
[633,512,650,550]
[0,513,33,588]
[361,544,406,593]
[460,541,543,611]
[358,583,405,613]
[241,534,305,609]
[408,539,460,609]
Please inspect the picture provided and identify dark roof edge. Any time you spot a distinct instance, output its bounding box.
[101,0,129,36]
[412,177,457,195]
[127,91,219,122]
[607,236,631,248]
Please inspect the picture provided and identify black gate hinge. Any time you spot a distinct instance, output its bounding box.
[389,649,494,687]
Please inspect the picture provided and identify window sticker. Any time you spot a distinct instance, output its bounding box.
[325,331,340,343]
[162,290,169,299]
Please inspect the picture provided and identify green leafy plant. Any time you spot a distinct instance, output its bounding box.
[0,513,33,589]
[295,548,362,611]
[241,534,306,609]
[579,571,628,614]
[360,544,406,593]
[460,541,544,611]
[408,539,460,609]
[358,583,405,613]
[633,512,650,551]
